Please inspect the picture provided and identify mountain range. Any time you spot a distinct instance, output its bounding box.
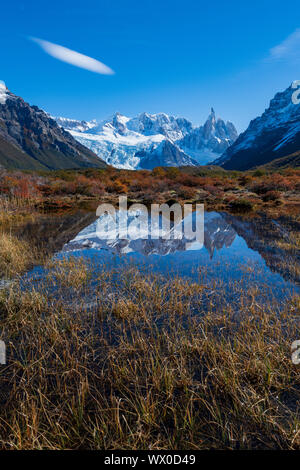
[55,109,238,169]
[0,82,106,171]
[0,80,299,171]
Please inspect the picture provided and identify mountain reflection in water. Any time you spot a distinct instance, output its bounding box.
[59,210,299,289]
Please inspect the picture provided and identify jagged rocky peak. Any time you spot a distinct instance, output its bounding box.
[269,83,296,111]
[202,108,216,138]
[209,107,216,120]
[203,107,237,140]
[178,108,238,164]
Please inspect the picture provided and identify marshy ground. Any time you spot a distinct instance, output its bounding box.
[0,168,299,450]
[0,259,299,449]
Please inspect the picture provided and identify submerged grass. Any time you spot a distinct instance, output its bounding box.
[0,197,38,226]
[0,257,299,450]
[0,197,46,279]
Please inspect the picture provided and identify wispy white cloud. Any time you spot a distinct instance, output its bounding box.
[30,37,115,75]
[268,28,300,62]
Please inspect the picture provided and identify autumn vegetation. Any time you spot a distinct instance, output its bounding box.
[0,259,298,449]
[0,166,299,450]
[0,166,299,216]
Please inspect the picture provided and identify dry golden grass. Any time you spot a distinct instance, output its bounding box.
[46,257,92,290]
[0,233,36,279]
[0,198,45,279]
[0,189,299,450]
[0,258,299,450]
[0,197,38,226]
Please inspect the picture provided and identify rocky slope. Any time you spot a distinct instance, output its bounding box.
[0,82,107,171]
[259,150,300,169]
[216,83,300,170]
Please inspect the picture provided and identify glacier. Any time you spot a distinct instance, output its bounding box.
[55,109,238,170]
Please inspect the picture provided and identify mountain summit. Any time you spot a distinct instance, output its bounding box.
[0,81,8,105]
[0,83,107,171]
[178,109,238,163]
[216,83,300,170]
[56,110,238,169]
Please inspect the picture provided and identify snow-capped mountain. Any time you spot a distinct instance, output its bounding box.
[179,108,238,163]
[54,117,98,133]
[126,112,193,141]
[55,110,238,170]
[216,83,300,170]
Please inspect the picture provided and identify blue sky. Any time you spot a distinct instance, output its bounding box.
[1,0,300,131]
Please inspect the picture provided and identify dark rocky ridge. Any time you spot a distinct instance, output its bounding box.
[136,140,198,169]
[215,84,300,170]
[0,85,107,170]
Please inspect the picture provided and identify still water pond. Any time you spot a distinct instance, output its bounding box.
[26,210,300,301]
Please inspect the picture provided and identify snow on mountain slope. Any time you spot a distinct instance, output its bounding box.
[126,112,193,140]
[0,81,8,105]
[56,110,238,169]
[71,126,166,169]
[216,83,300,170]
[54,117,98,133]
